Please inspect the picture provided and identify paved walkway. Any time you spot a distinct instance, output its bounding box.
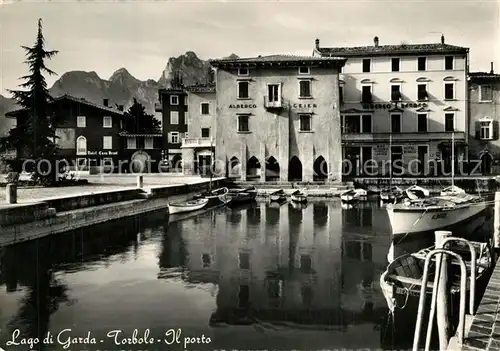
[0,174,216,203]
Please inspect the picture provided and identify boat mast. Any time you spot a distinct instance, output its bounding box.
[451,131,455,188]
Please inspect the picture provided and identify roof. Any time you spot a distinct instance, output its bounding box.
[158,87,186,94]
[209,54,347,68]
[317,43,469,58]
[468,72,500,80]
[185,83,216,93]
[5,94,124,118]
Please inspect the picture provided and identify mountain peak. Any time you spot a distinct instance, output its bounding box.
[109,68,140,85]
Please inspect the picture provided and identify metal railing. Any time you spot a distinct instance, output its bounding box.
[264,96,283,108]
[412,238,477,351]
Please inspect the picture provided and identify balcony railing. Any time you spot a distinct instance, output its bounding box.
[181,137,215,148]
[341,131,466,142]
[264,96,283,109]
[154,102,162,112]
[1,149,17,160]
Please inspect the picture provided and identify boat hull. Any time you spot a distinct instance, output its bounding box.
[270,195,286,202]
[387,201,488,239]
[291,194,307,203]
[168,199,209,215]
[227,192,256,206]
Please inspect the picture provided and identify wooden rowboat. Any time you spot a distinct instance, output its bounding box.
[168,198,209,215]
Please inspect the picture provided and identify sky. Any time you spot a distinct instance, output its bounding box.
[0,0,499,96]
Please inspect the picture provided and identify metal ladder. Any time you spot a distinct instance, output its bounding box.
[412,237,477,351]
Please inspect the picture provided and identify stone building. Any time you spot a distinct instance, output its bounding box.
[314,36,469,177]
[468,65,500,175]
[181,83,216,176]
[209,55,347,182]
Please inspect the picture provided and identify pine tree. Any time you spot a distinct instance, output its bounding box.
[123,98,161,134]
[2,19,59,179]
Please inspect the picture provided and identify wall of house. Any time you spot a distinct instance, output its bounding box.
[160,90,188,167]
[214,65,342,182]
[468,78,500,174]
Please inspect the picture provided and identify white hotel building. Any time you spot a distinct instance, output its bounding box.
[313,35,469,177]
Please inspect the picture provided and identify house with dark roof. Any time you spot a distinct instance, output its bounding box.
[468,64,500,174]
[209,54,347,182]
[314,35,469,177]
[6,95,125,172]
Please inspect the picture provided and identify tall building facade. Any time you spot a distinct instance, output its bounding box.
[314,36,469,177]
[209,55,346,182]
[468,66,500,175]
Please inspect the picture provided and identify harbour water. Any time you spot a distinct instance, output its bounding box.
[0,198,493,350]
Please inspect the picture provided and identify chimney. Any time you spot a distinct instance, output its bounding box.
[103,98,109,107]
[374,36,379,47]
[315,38,320,50]
[491,62,494,74]
[441,34,445,44]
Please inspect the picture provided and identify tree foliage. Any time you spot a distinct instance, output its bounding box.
[1,19,59,182]
[123,98,161,134]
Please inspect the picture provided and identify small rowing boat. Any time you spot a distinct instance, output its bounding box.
[168,198,209,215]
[405,185,430,200]
[291,189,307,204]
[340,188,367,203]
[270,189,287,202]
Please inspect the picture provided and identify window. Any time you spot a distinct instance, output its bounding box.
[418,57,427,71]
[103,136,112,149]
[237,81,249,99]
[201,128,210,138]
[417,114,428,132]
[300,254,312,272]
[268,84,281,102]
[169,132,179,143]
[170,111,179,125]
[480,85,493,102]
[299,80,311,98]
[417,84,428,101]
[445,56,454,70]
[339,86,344,103]
[444,83,454,100]
[77,116,86,128]
[144,137,153,149]
[200,102,210,115]
[238,285,250,308]
[480,120,493,140]
[201,253,211,268]
[361,85,372,102]
[362,114,372,133]
[299,114,312,131]
[239,252,250,269]
[170,95,179,105]
[238,68,249,76]
[298,66,310,75]
[391,85,401,101]
[301,286,313,306]
[237,115,249,132]
[127,137,136,149]
[391,58,400,72]
[76,136,87,155]
[267,279,282,299]
[103,116,112,128]
[76,158,87,168]
[362,59,371,73]
[391,114,402,133]
[344,115,361,133]
[445,113,454,132]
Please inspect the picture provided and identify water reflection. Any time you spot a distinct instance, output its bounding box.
[0,200,413,350]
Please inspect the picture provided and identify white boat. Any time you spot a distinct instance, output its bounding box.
[440,185,466,197]
[168,198,209,215]
[380,186,404,203]
[195,187,230,205]
[386,190,488,239]
[291,189,308,204]
[405,185,430,200]
[340,188,367,202]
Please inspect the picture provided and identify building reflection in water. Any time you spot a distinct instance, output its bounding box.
[160,200,389,330]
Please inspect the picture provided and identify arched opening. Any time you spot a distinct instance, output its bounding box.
[265,156,280,181]
[131,150,150,173]
[171,154,182,172]
[481,152,493,175]
[246,156,261,179]
[76,136,87,155]
[288,156,303,181]
[229,156,241,177]
[313,156,328,181]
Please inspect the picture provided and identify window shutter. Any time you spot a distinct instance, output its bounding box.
[493,120,499,140]
[475,121,481,139]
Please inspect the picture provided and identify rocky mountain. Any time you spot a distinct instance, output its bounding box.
[0,51,235,136]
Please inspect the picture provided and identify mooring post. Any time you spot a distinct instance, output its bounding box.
[6,183,17,204]
[137,175,143,189]
[435,230,452,350]
[494,191,500,250]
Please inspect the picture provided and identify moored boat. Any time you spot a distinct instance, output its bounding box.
[386,190,488,239]
[226,185,257,206]
[440,185,466,197]
[195,187,230,205]
[168,198,209,215]
[340,188,367,203]
[291,189,307,204]
[380,239,492,316]
[270,189,287,202]
[380,186,404,204]
[405,185,430,200]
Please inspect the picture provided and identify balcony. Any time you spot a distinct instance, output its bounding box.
[341,131,466,142]
[154,102,162,112]
[181,137,215,148]
[264,96,283,109]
